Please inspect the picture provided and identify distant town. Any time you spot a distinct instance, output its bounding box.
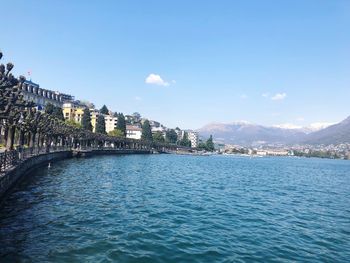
[13,79,350,160]
[18,79,208,150]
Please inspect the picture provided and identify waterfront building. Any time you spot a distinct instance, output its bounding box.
[126,125,142,140]
[187,131,199,148]
[90,110,99,132]
[21,80,74,109]
[104,115,118,133]
[175,129,185,141]
[62,102,86,123]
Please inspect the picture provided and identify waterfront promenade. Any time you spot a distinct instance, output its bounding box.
[0,143,189,200]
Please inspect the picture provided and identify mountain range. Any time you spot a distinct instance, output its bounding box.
[197,116,350,146]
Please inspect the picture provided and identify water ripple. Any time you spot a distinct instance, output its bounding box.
[1,155,350,262]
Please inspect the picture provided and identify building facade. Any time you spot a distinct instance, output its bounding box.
[62,103,85,124]
[105,115,118,133]
[187,131,199,148]
[126,125,142,140]
[21,80,74,109]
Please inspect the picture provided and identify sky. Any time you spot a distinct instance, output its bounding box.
[1,0,349,129]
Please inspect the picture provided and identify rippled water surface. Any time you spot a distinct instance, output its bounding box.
[1,155,350,262]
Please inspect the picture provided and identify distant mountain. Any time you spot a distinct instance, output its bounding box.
[197,118,349,146]
[304,116,350,145]
[197,121,307,146]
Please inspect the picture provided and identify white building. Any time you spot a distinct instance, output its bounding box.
[126,125,142,140]
[104,115,118,133]
[176,129,185,141]
[187,131,199,148]
[22,80,74,109]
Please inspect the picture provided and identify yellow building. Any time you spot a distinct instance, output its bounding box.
[90,110,99,132]
[62,103,85,124]
[62,103,117,133]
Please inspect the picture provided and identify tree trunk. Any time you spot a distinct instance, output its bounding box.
[29,132,36,148]
[6,126,15,150]
[18,130,25,147]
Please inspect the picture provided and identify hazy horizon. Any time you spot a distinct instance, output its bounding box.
[1,0,349,129]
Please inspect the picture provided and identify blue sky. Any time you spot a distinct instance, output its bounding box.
[1,0,349,129]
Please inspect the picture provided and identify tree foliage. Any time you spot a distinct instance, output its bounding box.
[141,119,153,141]
[153,131,165,143]
[198,135,215,151]
[116,113,126,136]
[82,108,92,131]
[206,135,215,151]
[179,131,191,147]
[45,103,64,121]
[96,115,106,134]
[108,128,124,137]
[100,104,109,115]
[166,129,177,144]
[65,119,82,129]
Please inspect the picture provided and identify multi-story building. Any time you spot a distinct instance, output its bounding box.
[21,80,74,109]
[175,129,185,141]
[187,131,199,148]
[90,110,99,132]
[62,102,85,123]
[104,115,118,133]
[126,125,142,140]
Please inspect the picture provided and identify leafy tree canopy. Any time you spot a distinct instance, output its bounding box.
[153,131,165,143]
[141,119,153,141]
[100,105,109,115]
[179,131,191,147]
[116,113,126,136]
[96,115,106,134]
[65,119,82,129]
[166,129,177,144]
[82,108,93,131]
[108,129,124,137]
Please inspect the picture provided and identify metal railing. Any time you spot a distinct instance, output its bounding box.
[0,150,19,173]
[0,145,71,173]
[0,143,157,174]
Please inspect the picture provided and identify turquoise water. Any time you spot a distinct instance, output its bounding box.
[0,155,350,262]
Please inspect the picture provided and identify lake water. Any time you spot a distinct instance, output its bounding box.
[0,154,350,262]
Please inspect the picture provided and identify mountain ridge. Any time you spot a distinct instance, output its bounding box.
[197,117,350,146]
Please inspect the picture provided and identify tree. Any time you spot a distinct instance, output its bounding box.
[52,106,64,121]
[108,129,124,137]
[81,108,92,131]
[141,119,153,141]
[45,103,64,121]
[153,131,165,143]
[100,105,109,115]
[65,119,82,129]
[117,113,126,136]
[95,115,106,134]
[179,131,191,147]
[206,135,215,151]
[166,129,177,144]
[80,100,95,109]
[132,112,141,120]
[45,103,54,115]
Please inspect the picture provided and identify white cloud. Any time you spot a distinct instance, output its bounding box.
[296,117,305,121]
[271,93,287,101]
[240,94,248,99]
[262,93,269,98]
[145,73,170,86]
[134,96,142,101]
